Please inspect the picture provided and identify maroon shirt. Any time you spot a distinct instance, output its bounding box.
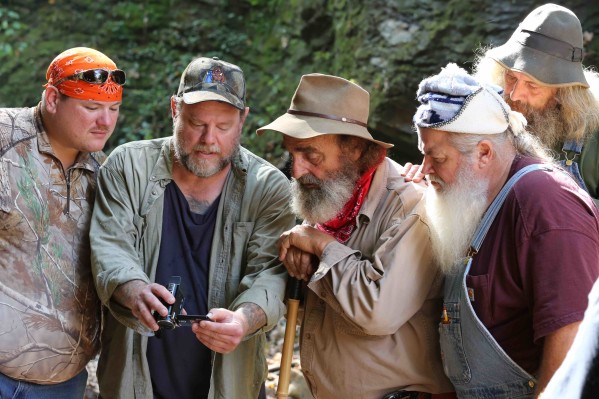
[468,156,599,374]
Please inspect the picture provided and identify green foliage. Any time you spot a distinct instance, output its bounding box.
[1,0,598,166]
[0,7,27,57]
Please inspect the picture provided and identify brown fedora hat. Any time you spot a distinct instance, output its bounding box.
[487,3,588,88]
[256,73,393,148]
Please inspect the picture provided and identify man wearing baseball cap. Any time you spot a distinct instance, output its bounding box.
[0,47,124,398]
[414,63,599,397]
[257,73,454,399]
[90,56,294,399]
[474,3,599,206]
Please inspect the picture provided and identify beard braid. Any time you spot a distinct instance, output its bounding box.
[505,97,566,150]
[290,160,359,224]
[425,161,490,274]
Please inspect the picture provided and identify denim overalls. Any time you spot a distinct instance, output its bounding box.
[439,164,550,399]
[560,139,588,191]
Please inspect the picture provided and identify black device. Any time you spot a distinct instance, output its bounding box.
[381,391,421,399]
[153,276,211,332]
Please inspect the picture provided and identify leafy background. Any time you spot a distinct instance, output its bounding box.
[2,1,599,397]
[1,0,599,167]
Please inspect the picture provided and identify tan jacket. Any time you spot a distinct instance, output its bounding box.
[300,157,453,398]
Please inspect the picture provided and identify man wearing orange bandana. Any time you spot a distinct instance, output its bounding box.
[257,74,455,399]
[0,47,124,399]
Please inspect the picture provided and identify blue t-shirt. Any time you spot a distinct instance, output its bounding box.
[147,182,220,399]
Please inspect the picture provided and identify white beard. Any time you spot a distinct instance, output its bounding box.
[425,163,490,274]
[290,164,358,225]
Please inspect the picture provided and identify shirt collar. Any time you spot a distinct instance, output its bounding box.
[356,158,388,228]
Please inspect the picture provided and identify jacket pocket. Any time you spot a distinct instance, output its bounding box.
[439,301,472,384]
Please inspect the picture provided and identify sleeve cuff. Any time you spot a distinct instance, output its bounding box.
[309,241,361,282]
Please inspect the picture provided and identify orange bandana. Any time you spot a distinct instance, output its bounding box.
[45,47,123,102]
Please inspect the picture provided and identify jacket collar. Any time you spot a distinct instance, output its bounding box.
[356,158,389,228]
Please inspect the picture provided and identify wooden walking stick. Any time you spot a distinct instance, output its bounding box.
[276,277,302,399]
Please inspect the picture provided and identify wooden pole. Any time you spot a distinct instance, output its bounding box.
[276,278,302,399]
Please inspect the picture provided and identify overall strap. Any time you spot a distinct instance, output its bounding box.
[560,139,589,191]
[470,164,551,253]
[562,139,584,160]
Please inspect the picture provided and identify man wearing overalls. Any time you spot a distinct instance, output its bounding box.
[413,63,599,398]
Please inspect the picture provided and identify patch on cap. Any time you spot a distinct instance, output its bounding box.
[204,66,226,83]
[177,57,246,110]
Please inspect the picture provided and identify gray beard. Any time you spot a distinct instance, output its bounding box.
[176,146,238,177]
[173,132,239,178]
[425,163,490,274]
[290,167,359,224]
[505,97,565,150]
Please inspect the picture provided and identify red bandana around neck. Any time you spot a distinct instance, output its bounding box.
[316,166,378,243]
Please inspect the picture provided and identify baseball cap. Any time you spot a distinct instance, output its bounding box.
[176,56,246,110]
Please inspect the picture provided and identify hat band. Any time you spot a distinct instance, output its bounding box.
[287,109,367,128]
[517,30,583,62]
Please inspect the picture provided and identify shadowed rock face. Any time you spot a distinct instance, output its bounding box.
[242,0,599,166]
[307,0,599,164]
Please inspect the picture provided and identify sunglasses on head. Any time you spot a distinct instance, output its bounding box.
[54,68,126,86]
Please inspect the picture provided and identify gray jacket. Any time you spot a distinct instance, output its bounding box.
[90,137,294,399]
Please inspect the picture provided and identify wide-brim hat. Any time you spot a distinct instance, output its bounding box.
[256,73,393,148]
[487,3,588,88]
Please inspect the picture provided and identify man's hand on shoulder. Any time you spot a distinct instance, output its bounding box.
[401,161,427,183]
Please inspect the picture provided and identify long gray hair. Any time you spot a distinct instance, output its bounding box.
[448,110,554,163]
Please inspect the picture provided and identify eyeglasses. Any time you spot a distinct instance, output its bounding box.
[54,69,126,86]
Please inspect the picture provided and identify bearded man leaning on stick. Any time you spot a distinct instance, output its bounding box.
[257,73,455,399]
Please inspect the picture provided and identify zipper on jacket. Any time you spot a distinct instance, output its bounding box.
[64,168,72,215]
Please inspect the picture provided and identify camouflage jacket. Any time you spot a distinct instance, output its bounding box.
[0,105,104,383]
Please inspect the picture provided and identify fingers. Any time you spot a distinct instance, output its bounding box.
[410,164,426,184]
[401,162,414,176]
[191,309,244,353]
[403,163,423,182]
[282,246,315,281]
[131,283,175,331]
[279,225,332,259]
[278,231,291,261]
[130,294,160,331]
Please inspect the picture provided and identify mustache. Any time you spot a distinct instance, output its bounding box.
[192,144,221,153]
[427,174,445,188]
[505,97,529,114]
[295,173,323,186]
